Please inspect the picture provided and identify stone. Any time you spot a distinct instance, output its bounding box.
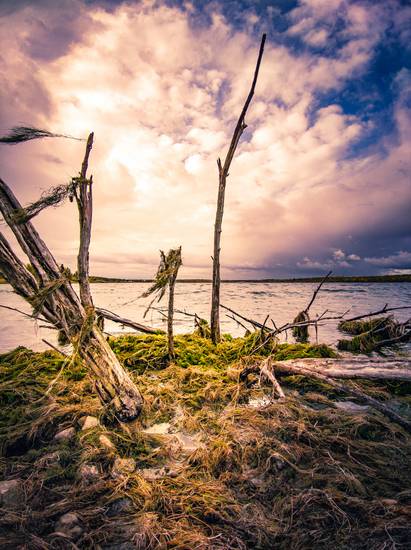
[80,416,99,430]
[106,497,134,517]
[142,422,171,435]
[54,512,82,540]
[334,401,369,414]
[0,479,23,510]
[79,463,99,483]
[112,457,136,478]
[54,427,76,442]
[381,499,398,506]
[99,434,115,450]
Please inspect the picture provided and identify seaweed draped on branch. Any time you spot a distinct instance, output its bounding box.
[142,247,182,360]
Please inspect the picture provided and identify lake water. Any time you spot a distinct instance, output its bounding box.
[0,282,410,353]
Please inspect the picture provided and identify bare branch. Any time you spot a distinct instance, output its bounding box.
[75,132,94,308]
[96,307,160,334]
[304,270,332,314]
[211,34,266,344]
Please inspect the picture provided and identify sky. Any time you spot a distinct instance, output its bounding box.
[0,0,410,279]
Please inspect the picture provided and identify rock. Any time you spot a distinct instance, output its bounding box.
[79,463,99,483]
[381,498,398,506]
[142,422,171,435]
[54,427,76,442]
[54,512,82,540]
[138,461,184,481]
[172,432,201,454]
[112,457,136,478]
[334,401,369,414]
[0,479,23,510]
[80,416,99,430]
[99,434,115,450]
[106,497,134,517]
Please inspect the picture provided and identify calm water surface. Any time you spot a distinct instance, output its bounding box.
[0,282,410,353]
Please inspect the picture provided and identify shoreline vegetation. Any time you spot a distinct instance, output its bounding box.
[1,274,410,285]
[1,332,411,548]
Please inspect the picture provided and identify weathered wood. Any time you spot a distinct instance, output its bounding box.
[0,150,144,421]
[304,271,332,315]
[142,247,182,360]
[241,357,411,432]
[74,132,94,308]
[96,307,159,334]
[274,357,411,381]
[210,34,266,344]
[261,357,285,398]
[271,358,411,432]
[167,250,181,360]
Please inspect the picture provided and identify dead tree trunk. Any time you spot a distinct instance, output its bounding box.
[167,260,179,360]
[0,140,143,422]
[142,247,182,361]
[210,34,266,344]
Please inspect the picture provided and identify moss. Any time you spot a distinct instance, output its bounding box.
[337,316,409,353]
[338,317,389,335]
[1,331,410,549]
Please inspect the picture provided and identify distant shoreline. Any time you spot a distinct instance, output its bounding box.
[1,274,410,285]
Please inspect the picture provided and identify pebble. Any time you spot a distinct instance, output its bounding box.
[106,497,134,517]
[112,457,136,478]
[54,512,82,540]
[54,427,76,442]
[0,479,23,510]
[79,463,100,483]
[80,416,99,430]
[99,434,115,450]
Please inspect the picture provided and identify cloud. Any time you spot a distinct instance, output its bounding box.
[333,249,345,260]
[0,0,410,279]
[364,251,411,268]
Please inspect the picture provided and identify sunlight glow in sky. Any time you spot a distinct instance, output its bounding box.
[0,0,410,278]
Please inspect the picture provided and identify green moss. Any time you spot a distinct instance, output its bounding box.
[337,316,409,353]
[338,317,389,335]
[1,330,410,549]
[109,332,335,375]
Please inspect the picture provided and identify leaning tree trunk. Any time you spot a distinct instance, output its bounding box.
[0,149,143,421]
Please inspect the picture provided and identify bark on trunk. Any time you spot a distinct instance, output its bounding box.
[210,34,266,344]
[0,170,143,422]
[274,357,411,381]
[168,272,177,360]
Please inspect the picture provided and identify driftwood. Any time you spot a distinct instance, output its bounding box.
[0,136,143,422]
[241,357,411,433]
[210,34,266,344]
[260,357,285,398]
[96,308,159,334]
[221,303,271,332]
[274,357,411,381]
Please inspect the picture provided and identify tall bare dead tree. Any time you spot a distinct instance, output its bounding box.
[0,132,144,422]
[210,33,267,344]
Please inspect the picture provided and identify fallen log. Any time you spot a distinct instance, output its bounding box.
[240,356,411,433]
[274,357,411,382]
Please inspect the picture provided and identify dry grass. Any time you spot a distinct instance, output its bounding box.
[1,333,410,549]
